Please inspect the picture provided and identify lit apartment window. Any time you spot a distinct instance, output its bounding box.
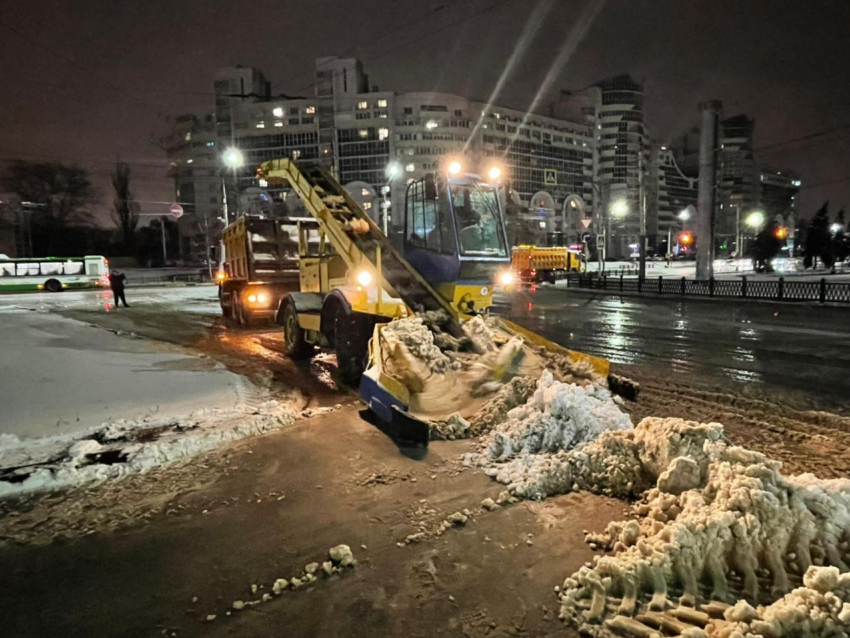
[274,121,283,127]
[377,99,388,108]
[186,159,193,164]
[273,107,283,117]
[256,122,265,129]
[305,106,316,114]
[292,149,301,160]
[359,129,368,138]
[184,132,192,141]
[378,128,389,141]
[425,120,438,130]
[357,101,369,110]
[405,163,415,172]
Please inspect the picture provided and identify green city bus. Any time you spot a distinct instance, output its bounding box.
[0,255,110,292]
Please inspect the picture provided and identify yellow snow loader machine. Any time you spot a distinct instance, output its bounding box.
[256,158,612,444]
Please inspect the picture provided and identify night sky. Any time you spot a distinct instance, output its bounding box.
[2,0,849,225]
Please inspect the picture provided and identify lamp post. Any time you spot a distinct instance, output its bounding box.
[222,148,244,224]
[609,199,629,261]
[382,161,402,236]
[741,210,764,258]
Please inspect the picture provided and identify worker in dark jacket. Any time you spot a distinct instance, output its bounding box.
[109,271,130,308]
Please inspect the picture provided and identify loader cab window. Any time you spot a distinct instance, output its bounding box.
[449,184,508,257]
[405,176,456,254]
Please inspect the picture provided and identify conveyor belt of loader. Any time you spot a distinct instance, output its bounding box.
[260,159,462,334]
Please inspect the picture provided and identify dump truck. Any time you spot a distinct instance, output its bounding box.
[257,159,613,442]
[511,245,585,284]
[218,215,301,325]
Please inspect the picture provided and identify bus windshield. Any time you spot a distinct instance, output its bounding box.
[450,184,508,257]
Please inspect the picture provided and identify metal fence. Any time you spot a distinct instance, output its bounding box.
[560,273,850,304]
[129,272,209,286]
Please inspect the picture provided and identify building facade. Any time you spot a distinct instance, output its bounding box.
[162,60,792,263]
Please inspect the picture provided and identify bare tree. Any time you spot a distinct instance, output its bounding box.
[111,161,140,252]
[0,160,95,255]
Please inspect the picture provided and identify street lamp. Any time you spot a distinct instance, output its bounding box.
[223,148,244,169]
[381,162,403,236]
[221,148,244,225]
[745,211,764,229]
[610,199,628,218]
[831,223,842,234]
[678,208,691,222]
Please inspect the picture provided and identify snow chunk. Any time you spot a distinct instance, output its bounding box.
[380,317,452,374]
[462,315,498,355]
[328,544,355,567]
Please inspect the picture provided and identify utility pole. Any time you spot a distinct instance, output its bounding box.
[638,139,647,281]
[160,216,168,264]
[696,100,722,280]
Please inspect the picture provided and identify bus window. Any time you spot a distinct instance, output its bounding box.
[17,263,39,276]
[41,262,62,276]
[65,261,85,275]
[1,263,13,277]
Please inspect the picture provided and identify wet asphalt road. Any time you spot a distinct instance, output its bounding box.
[4,284,849,408]
[494,287,850,406]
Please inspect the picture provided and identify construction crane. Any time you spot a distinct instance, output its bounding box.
[257,158,611,441]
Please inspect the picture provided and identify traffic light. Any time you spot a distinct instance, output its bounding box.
[775,226,788,240]
[680,232,693,245]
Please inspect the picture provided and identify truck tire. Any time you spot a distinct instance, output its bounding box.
[333,307,370,386]
[282,299,314,360]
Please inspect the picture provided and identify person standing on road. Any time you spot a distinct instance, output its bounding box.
[109,270,130,308]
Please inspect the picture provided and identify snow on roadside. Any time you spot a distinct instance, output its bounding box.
[0,400,295,497]
[551,418,850,634]
[464,371,633,499]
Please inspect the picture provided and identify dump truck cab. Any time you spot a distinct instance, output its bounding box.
[403,170,511,315]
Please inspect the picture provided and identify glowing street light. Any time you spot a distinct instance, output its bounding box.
[678,208,691,221]
[610,199,628,218]
[831,223,843,234]
[223,148,244,168]
[385,161,402,180]
[745,211,765,229]
[487,165,502,182]
[447,160,463,176]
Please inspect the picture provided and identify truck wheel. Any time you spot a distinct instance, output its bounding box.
[333,308,369,386]
[282,300,314,360]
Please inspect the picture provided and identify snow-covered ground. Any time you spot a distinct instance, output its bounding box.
[0,290,299,496]
[0,309,246,438]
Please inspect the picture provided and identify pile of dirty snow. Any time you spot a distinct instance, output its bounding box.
[463,371,633,499]
[708,566,850,637]
[554,417,850,634]
[462,315,498,355]
[380,317,454,374]
[484,370,632,459]
[0,400,295,497]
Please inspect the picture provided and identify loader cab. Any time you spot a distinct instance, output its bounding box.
[403,171,510,314]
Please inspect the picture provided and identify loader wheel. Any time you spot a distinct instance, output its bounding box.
[282,300,314,360]
[333,309,369,386]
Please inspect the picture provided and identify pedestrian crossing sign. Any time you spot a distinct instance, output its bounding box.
[543,169,557,185]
